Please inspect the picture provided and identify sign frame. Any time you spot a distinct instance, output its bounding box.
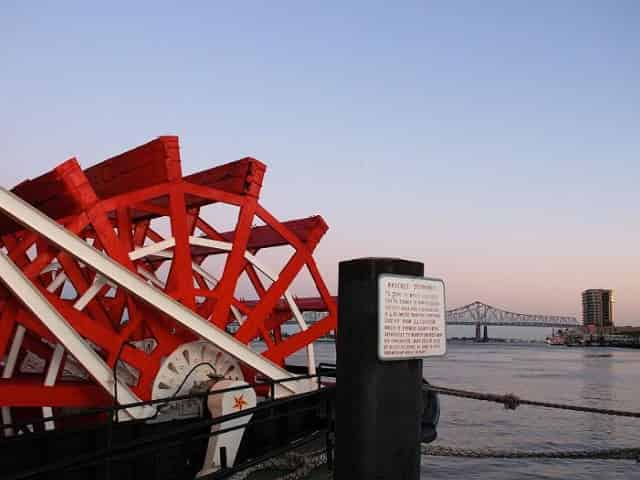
[377,274,447,361]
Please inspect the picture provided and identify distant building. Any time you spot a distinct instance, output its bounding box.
[582,289,615,329]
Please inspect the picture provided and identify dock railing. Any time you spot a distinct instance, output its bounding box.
[0,367,337,480]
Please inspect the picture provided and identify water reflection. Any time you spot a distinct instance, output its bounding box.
[581,350,615,444]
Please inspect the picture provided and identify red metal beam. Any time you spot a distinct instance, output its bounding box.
[0,140,272,234]
[0,159,85,236]
[242,296,337,313]
[185,216,329,261]
[113,158,267,223]
[264,314,336,364]
[0,379,111,407]
[137,217,329,266]
[184,157,266,199]
[84,136,182,200]
[88,151,266,223]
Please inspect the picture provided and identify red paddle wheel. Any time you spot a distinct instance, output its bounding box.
[0,136,336,432]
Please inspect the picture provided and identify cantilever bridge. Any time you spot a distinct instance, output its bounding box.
[289,298,578,330]
[446,301,578,341]
[446,301,577,328]
[284,298,578,342]
[247,298,578,343]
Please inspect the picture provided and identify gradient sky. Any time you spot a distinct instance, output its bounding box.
[2,1,639,326]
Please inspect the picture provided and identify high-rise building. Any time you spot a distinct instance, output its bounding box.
[582,289,615,329]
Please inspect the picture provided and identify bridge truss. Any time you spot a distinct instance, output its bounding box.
[288,299,578,329]
[446,301,578,328]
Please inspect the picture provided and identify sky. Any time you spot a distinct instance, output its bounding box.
[1,1,639,327]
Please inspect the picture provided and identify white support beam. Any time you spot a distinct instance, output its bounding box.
[0,252,154,419]
[42,344,65,430]
[0,188,298,397]
[39,273,113,428]
[1,324,25,436]
[188,237,232,252]
[284,291,316,375]
[137,266,165,288]
[129,238,176,261]
[73,275,108,311]
[40,262,61,275]
[46,271,68,293]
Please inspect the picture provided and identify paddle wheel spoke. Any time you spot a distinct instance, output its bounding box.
[0,136,336,434]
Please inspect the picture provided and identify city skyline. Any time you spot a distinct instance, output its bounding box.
[1,2,638,324]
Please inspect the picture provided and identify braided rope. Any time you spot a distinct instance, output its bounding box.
[427,385,640,417]
[421,444,640,461]
[229,449,328,480]
[229,442,640,479]
[228,385,640,478]
[233,443,639,480]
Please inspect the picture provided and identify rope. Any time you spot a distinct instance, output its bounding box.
[228,449,328,480]
[227,382,640,477]
[418,386,640,462]
[223,382,640,477]
[421,444,640,461]
[229,443,640,479]
[426,385,640,417]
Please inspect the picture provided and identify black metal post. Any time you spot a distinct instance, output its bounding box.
[335,258,424,480]
[220,446,228,470]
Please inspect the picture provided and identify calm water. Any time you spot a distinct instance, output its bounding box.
[291,342,640,479]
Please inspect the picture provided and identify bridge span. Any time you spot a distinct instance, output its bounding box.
[241,297,579,341]
[446,301,578,328]
[446,301,578,342]
[283,298,578,342]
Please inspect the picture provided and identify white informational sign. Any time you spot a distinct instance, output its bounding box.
[378,274,446,361]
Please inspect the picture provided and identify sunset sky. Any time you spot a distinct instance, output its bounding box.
[2,2,638,326]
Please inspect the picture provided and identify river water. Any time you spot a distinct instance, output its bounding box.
[291,342,640,479]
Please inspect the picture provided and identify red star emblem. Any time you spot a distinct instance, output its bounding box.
[232,394,248,411]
